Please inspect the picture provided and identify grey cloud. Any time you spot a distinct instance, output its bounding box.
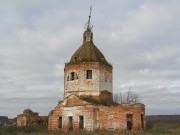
[0,0,180,118]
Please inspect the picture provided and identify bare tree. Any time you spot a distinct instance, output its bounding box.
[126,88,139,104]
[114,88,140,104]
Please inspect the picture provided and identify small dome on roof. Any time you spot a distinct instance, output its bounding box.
[67,30,111,67]
[67,6,111,67]
[23,109,33,114]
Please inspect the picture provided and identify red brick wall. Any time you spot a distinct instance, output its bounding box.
[48,98,145,132]
[17,115,27,127]
[96,104,145,131]
[48,104,96,131]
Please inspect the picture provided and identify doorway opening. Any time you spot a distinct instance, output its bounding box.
[127,114,132,130]
[141,114,144,129]
[68,116,73,131]
[79,116,84,129]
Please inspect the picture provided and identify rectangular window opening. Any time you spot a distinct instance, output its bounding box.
[59,116,62,128]
[86,70,92,79]
[70,72,75,81]
[79,116,84,129]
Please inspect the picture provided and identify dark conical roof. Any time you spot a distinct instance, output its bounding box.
[66,20,112,67]
[69,41,109,64]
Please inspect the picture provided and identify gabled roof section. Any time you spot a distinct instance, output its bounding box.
[62,94,93,107]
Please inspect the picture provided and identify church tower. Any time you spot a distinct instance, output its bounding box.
[64,8,113,103]
[48,7,145,132]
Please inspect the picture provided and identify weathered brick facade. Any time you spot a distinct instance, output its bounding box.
[64,62,112,102]
[17,109,47,127]
[48,95,145,131]
[48,22,146,131]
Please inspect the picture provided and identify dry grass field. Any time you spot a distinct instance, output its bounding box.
[0,124,180,135]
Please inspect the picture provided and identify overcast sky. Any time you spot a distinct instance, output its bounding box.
[0,0,180,118]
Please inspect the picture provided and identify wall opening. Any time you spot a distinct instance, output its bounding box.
[58,116,62,128]
[141,114,144,129]
[70,72,75,81]
[68,116,73,131]
[127,114,132,130]
[79,116,84,129]
[86,70,92,79]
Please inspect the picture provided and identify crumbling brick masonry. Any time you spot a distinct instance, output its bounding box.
[48,23,146,131]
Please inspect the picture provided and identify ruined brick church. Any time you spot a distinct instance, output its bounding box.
[48,12,145,131]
